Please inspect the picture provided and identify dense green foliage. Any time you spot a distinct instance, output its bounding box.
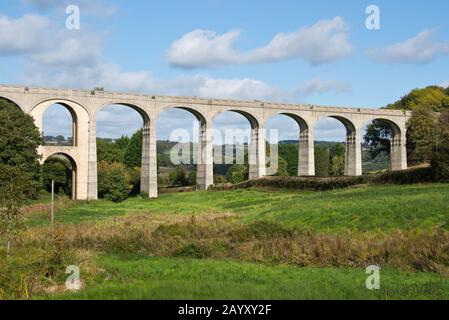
[366,86,449,165]
[386,86,449,112]
[432,109,449,180]
[314,146,329,176]
[227,164,249,183]
[41,157,73,196]
[278,144,298,176]
[169,167,190,187]
[0,98,41,177]
[407,105,438,164]
[124,130,142,168]
[0,99,42,257]
[97,161,132,202]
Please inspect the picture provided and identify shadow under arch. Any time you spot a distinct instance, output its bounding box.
[42,152,78,200]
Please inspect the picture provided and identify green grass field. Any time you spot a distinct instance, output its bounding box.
[3,183,449,300]
[29,183,449,232]
[52,255,449,300]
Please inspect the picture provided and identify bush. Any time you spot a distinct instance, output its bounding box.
[98,161,132,202]
[227,164,249,184]
[214,175,227,184]
[127,167,141,195]
[372,167,437,185]
[169,167,190,187]
[211,176,368,192]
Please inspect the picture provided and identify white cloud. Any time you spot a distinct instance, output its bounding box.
[32,33,103,68]
[167,30,242,69]
[167,17,353,69]
[0,14,49,55]
[247,17,353,66]
[297,77,350,96]
[2,13,350,140]
[368,30,449,64]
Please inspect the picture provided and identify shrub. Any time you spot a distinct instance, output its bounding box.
[227,164,249,183]
[97,161,132,202]
[169,167,190,187]
[372,167,436,185]
[212,176,368,192]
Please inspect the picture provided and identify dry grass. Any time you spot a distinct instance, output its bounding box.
[20,214,449,276]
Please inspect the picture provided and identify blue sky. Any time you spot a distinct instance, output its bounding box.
[1,0,449,141]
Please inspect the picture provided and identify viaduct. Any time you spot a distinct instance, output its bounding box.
[0,84,411,200]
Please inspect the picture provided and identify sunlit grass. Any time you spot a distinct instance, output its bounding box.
[27,184,449,233]
[52,254,449,300]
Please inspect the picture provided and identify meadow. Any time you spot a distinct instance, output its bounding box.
[2,183,449,300]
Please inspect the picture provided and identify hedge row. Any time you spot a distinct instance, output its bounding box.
[210,167,442,192]
[210,175,369,192]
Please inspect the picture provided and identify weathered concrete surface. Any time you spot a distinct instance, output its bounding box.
[0,84,410,200]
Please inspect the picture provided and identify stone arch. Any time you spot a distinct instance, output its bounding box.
[314,114,361,176]
[264,112,314,176]
[0,96,23,112]
[96,102,154,197]
[41,152,78,200]
[32,99,91,200]
[212,109,264,181]
[156,105,212,190]
[362,117,406,172]
[212,109,260,129]
[31,99,90,147]
[97,102,151,124]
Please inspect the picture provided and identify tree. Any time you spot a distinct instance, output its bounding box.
[329,143,345,176]
[275,156,289,176]
[169,167,189,187]
[364,120,392,159]
[278,144,298,176]
[0,98,41,178]
[188,171,197,186]
[432,109,449,180]
[407,104,438,164]
[0,99,41,257]
[314,146,329,177]
[0,165,38,258]
[365,86,449,164]
[97,161,132,202]
[97,139,125,163]
[124,130,142,168]
[227,164,249,184]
